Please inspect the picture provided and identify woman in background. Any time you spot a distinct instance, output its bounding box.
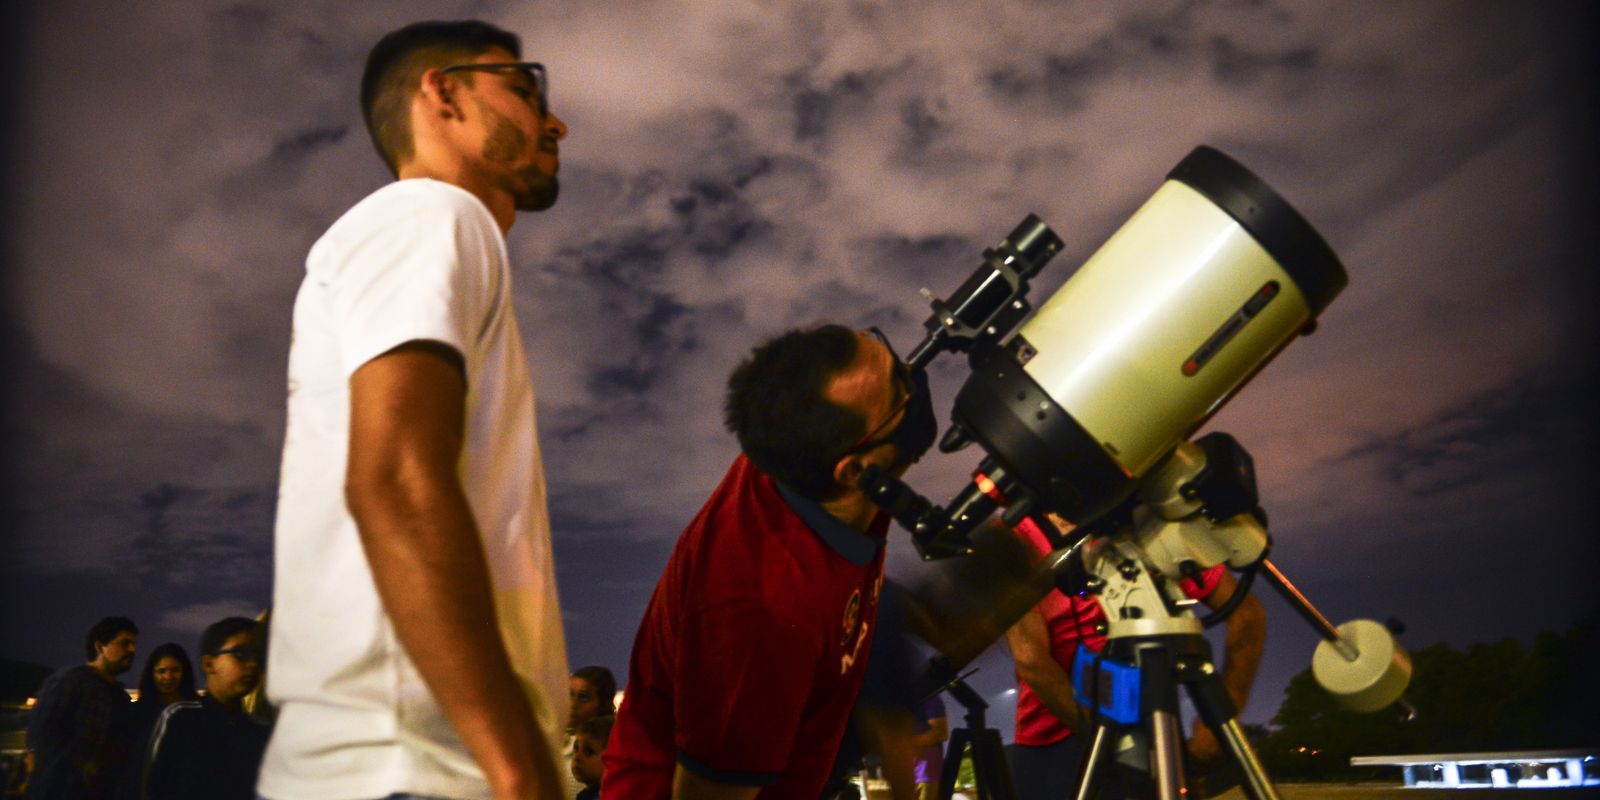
[134,643,198,714]
[119,643,199,798]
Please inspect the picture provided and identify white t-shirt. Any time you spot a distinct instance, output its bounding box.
[260,179,569,800]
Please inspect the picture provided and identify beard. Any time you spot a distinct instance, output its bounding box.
[479,101,560,211]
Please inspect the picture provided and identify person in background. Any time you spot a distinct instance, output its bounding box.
[569,666,616,727]
[26,616,139,800]
[117,643,198,799]
[571,715,614,800]
[141,617,269,800]
[909,695,948,800]
[133,645,197,711]
[237,611,275,726]
[1005,515,1266,800]
[566,666,617,797]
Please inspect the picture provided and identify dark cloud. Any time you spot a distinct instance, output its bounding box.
[792,68,897,143]
[896,97,949,158]
[269,125,351,162]
[1208,36,1318,86]
[587,294,695,397]
[128,481,274,591]
[1361,365,1590,500]
[2,336,275,573]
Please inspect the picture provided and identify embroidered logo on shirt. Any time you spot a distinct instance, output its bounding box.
[841,620,871,675]
[841,589,862,646]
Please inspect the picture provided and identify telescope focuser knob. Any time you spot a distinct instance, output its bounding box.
[939,424,974,454]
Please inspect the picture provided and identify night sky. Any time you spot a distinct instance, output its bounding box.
[4,0,1596,738]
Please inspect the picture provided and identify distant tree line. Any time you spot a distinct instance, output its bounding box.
[1251,621,1599,780]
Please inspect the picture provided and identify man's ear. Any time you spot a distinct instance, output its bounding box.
[418,68,463,120]
[833,454,864,491]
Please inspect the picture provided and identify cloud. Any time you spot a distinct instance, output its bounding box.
[3,333,275,593]
[159,600,267,638]
[7,0,1595,713]
[23,0,1572,564]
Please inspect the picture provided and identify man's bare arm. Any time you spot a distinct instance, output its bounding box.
[671,764,762,800]
[908,715,948,749]
[346,342,562,800]
[857,707,921,800]
[1187,569,1267,761]
[1201,570,1266,715]
[1005,607,1090,733]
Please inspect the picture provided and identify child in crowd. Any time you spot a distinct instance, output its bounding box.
[572,714,614,800]
[567,665,616,798]
[141,617,269,800]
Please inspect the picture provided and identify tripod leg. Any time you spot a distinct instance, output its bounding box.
[1217,718,1279,800]
[1138,645,1186,800]
[1069,723,1111,800]
[1185,668,1281,800]
[1149,709,1185,800]
[939,729,971,800]
[970,728,1018,800]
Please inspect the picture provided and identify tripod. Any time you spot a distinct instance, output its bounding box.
[936,677,1018,800]
[1068,631,1274,800]
[893,432,1412,800]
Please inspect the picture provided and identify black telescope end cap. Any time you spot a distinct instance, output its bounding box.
[951,349,1135,525]
[1168,145,1347,316]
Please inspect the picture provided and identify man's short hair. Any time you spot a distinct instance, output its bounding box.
[84,616,138,660]
[724,324,867,500]
[200,617,261,656]
[361,20,522,175]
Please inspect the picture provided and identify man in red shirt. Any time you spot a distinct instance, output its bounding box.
[604,324,937,800]
[1005,518,1266,800]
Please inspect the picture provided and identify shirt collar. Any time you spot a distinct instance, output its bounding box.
[774,481,884,567]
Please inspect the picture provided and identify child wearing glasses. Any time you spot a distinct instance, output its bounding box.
[139,617,269,800]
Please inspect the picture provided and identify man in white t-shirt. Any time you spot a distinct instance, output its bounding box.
[260,20,571,800]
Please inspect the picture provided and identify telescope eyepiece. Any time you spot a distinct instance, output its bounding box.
[1001,215,1063,278]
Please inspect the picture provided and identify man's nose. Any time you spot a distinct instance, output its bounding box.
[545,111,568,140]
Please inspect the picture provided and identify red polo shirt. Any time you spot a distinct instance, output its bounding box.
[603,455,888,800]
[1012,520,1222,746]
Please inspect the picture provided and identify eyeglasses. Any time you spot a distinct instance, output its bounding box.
[438,61,549,117]
[210,646,263,664]
[842,328,916,457]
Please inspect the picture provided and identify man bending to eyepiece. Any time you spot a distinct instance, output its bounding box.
[260,20,571,800]
[603,325,939,800]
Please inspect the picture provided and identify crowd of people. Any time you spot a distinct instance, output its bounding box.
[23,618,629,800]
[28,14,1266,800]
[23,615,269,799]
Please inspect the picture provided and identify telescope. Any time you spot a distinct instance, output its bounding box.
[871,147,1411,800]
[865,145,1346,551]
